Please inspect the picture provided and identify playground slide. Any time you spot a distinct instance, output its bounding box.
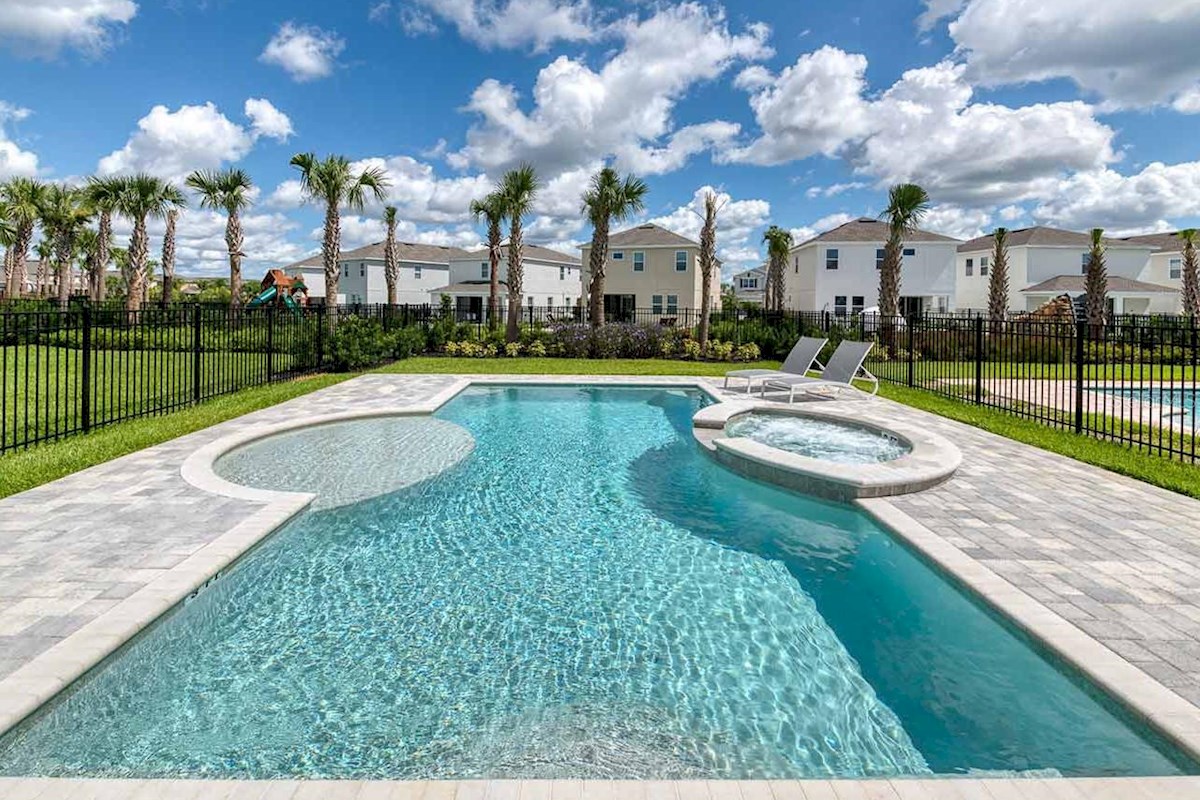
[282,293,300,313]
[248,286,278,308]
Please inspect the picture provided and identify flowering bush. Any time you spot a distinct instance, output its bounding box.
[444,340,461,356]
[505,342,522,357]
[735,342,761,362]
[682,340,702,360]
[707,340,734,361]
[527,340,547,357]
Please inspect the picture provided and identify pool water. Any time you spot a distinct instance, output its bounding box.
[726,413,909,463]
[1104,387,1198,417]
[0,386,1192,779]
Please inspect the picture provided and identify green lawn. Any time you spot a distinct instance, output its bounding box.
[376,356,783,376]
[869,358,1197,383]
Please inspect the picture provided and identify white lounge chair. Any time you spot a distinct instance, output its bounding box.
[760,340,878,402]
[723,336,828,394]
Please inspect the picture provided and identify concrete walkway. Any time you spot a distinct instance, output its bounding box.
[4,373,1200,798]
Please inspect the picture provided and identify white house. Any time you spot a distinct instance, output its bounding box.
[1124,231,1190,297]
[955,227,1174,315]
[336,241,469,305]
[431,244,582,320]
[784,217,961,316]
[280,253,329,302]
[731,266,766,305]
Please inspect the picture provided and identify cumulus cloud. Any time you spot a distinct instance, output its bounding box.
[0,0,136,57]
[648,185,771,272]
[259,22,344,82]
[1032,161,1200,233]
[789,212,855,246]
[806,181,869,199]
[97,99,294,181]
[0,101,39,179]
[927,0,1200,110]
[386,0,595,51]
[922,205,992,240]
[452,3,771,175]
[325,215,482,251]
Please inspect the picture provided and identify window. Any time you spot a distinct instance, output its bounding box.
[480,262,489,279]
[414,265,422,279]
[633,252,645,273]
[547,297,554,308]
[903,248,916,257]
[875,248,885,270]
[559,265,566,281]
[359,263,365,277]
[852,296,865,315]
[834,295,848,317]
[527,296,533,307]
[965,258,974,276]
[1081,253,1091,274]
[825,248,839,270]
[612,251,624,261]
[342,264,349,277]
[980,256,989,277]
[738,276,758,289]
[675,251,688,272]
[666,294,678,313]
[794,255,799,274]
[1171,258,1183,280]
[652,294,664,314]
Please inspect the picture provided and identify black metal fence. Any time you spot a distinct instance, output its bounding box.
[3,301,1199,463]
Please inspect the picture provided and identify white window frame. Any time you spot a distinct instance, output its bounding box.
[559,265,565,280]
[651,294,664,314]
[1081,253,1091,274]
[481,262,490,279]
[834,295,847,317]
[1171,258,1183,280]
[414,265,422,279]
[666,294,679,313]
[875,248,885,270]
[612,251,624,261]
[825,249,839,270]
[965,258,974,277]
[903,247,916,257]
[851,296,865,315]
[674,251,687,272]
[980,256,989,277]
[633,252,646,273]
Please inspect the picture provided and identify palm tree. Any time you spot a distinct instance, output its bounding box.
[0,177,47,299]
[1180,229,1200,319]
[1084,228,1108,330]
[115,174,180,312]
[878,184,930,323]
[581,167,648,327]
[470,191,507,329]
[0,203,13,297]
[159,186,187,307]
[498,164,539,343]
[33,240,53,297]
[987,227,1010,328]
[84,176,127,303]
[697,191,719,350]
[186,169,252,308]
[75,227,105,302]
[40,184,93,308]
[762,225,793,313]
[383,205,400,306]
[110,246,130,301]
[289,153,390,312]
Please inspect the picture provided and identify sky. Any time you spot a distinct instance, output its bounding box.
[0,0,1199,280]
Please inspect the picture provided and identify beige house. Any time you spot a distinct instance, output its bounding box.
[579,223,719,318]
[1123,231,1191,293]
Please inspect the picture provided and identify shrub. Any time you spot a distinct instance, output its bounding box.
[444,340,461,356]
[505,342,522,357]
[389,326,427,359]
[682,340,702,360]
[328,316,390,371]
[526,340,547,357]
[735,342,760,362]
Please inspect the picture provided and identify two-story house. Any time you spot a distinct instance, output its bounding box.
[336,241,469,305]
[955,227,1173,315]
[784,218,961,317]
[579,223,720,318]
[731,266,766,305]
[430,244,582,320]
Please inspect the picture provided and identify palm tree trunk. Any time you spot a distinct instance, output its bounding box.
[226,210,244,310]
[161,209,178,309]
[322,202,340,313]
[1183,242,1200,318]
[55,232,74,310]
[96,211,111,303]
[879,237,902,352]
[127,216,148,312]
[506,218,523,343]
[588,219,608,328]
[770,256,786,313]
[385,217,398,307]
[2,247,13,300]
[487,223,501,330]
[11,221,33,299]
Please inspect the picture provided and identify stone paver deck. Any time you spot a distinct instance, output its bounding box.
[5,373,1200,798]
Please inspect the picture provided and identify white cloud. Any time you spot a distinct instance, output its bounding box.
[1032,161,1200,233]
[259,22,344,82]
[932,0,1200,110]
[917,0,965,30]
[922,204,991,240]
[401,0,595,50]
[0,101,39,179]
[453,3,771,175]
[324,215,481,251]
[805,181,869,199]
[98,99,293,181]
[998,205,1025,222]
[0,0,136,57]
[789,212,855,246]
[1174,86,1200,114]
[648,185,771,272]
[244,98,294,141]
[722,46,871,166]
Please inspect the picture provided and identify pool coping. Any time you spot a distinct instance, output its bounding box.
[3,374,1200,798]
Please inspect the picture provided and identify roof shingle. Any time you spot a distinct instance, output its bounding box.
[594,223,699,249]
[959,226,1155,252]
[1022,275,1178,294]
[797,217,961,247]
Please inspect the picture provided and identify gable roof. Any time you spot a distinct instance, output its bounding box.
[597,223,699,249]
[1122,231,1190,254]
[458,243,580,265]
[959,226,1154,252]
[796,217,960,248]
[339,241,472,263]
[1022,275,1178,294]
[733,265,767,278]
[280,253,323,270]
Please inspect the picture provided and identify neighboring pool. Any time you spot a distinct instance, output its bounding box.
[726,412,910,464]
[1102,387,1198,417]
[0,386,1193,780]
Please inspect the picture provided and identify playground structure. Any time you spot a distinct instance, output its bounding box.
[249,270,308,312]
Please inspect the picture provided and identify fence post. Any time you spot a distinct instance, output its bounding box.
[266,306,275,381]
[192,303,202,404]
[80,304,92,433]
[1074,320,1086,434]
[315,305,325,371]
[973,315,983,404]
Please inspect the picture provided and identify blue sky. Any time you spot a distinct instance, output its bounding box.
[1,0,1198,278]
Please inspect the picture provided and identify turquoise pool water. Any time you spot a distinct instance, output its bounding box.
[0,386,1192,779]
[1103,387,1198,417]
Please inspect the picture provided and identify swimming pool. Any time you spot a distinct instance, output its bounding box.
[0,385,1192,779]
[1102,387,1198,417]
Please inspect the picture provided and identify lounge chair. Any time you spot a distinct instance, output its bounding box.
[760,340,878,402]
[723,336,828,393]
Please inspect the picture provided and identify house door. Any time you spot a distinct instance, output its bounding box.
[900,296,924,320]
[603,294,636,322]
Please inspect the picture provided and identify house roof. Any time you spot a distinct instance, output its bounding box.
[1022,275,1178,295]
[959,226,1154,252]
[338,241,472,263]
[429,281,509,294]
[1121,231,1190,254]
[733,265,767,278]
[280,253,323,270]
[595,223,699,249]
[796,217,960,248]
[459,243,580,265]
